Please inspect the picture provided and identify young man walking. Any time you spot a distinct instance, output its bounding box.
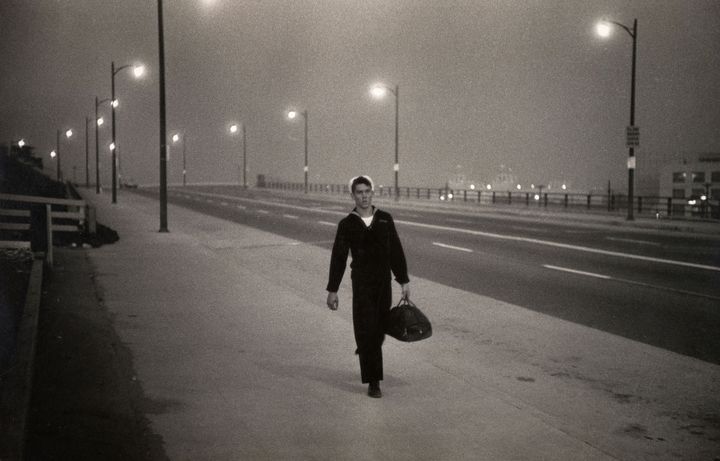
[326,175,410,398]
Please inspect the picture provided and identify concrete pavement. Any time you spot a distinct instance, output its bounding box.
[77,188,720,460]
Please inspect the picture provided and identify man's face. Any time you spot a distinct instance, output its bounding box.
[352,183,373,210]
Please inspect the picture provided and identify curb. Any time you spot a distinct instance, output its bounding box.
[0,254,44,461]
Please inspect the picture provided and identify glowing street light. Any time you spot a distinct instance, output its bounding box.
[229,123,248,188]
[97,117,104,126]
[109,142,116,151]
[596,17,638,220]
[110,60,145,203]
[18,139,25,148]
[50,150,57,158]
[370,82,400,200]
[285,109,308,193]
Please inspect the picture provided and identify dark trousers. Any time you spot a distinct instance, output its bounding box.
[351,274,392,383]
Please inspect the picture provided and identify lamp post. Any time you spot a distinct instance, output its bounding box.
[157,0,168,232]
[54,128,73,182]
[172,132,187,186]
[95,96,112,194]
[286,109,308,193]
[596,18,638,221]
[229,123,247,188]
[370,83,400,200]
[84,116,90,188]
[110,61,145,204]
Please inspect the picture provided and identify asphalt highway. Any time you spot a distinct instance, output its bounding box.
[133,186,720,365]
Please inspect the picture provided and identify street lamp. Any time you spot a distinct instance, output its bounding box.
[370,82,400,200]
[172,131,187,186]
[110,61,145,203]
[54,128,73,182]
[596,17,638,221]
[95,96,112,194]
[286,109,308,193]
[229,123,247,188]
[157,0,169,232]
[17,139,25,148]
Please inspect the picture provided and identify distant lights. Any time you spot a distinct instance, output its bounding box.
[109,142,116,151]
[534,194,540,201]
[287,110,298,120]
[97,117,104,126]
[172,133,180,143]
[447,193,454,199]
[469,184,476,190]
[112,99,119,108]
[230,124,239,133]
[516,184,522,190]
[50,150,57,158]
[65,129,73,138]
[486,184,492,190]
[562,184,567,190]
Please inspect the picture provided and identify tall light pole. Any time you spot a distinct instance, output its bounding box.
[110,60,145,204]
[85,116,90,188]
[172,132,186,186]
[157,0,168,232]
[54,128,73,182]
[596,18,638,221]
[230,123,247,188]
[95,97,112,194]
[370,83,400,200]
[286,109,308,193]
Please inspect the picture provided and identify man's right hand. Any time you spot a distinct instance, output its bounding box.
[327,292,339,310]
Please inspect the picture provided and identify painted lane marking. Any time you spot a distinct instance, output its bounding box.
[257,210,270,214]
[396,220,720,273]
[236,204,246,209]
[605,236,661,246]
[543,265,611,280]
[283,214,299,219]
[432,242,473,253]
[543,264,720,301]
[318,221,336,226]
[177,189,720,273]
[447,218,473,224]
[220,201,229,206]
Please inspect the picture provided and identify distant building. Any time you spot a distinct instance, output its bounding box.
[660,153,720,200]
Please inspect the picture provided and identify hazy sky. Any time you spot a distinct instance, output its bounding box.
[2,0,719,193]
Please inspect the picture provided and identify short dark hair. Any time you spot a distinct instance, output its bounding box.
[351,176,372,193]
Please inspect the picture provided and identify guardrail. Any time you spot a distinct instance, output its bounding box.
[263,181,719,220]
[0,193,96,266]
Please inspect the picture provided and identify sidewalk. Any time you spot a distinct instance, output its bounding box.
[70,188,718,460]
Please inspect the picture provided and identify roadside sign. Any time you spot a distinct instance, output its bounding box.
[626,126,639,147]
[627,156,636,170]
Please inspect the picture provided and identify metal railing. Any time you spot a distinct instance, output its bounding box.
[263,181,719,220]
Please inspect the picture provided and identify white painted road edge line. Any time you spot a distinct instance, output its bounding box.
[257,210,269,214]
[543,264,611,279]
[318,221,336,226]
[433,242,474,253]
[283,214,299,219]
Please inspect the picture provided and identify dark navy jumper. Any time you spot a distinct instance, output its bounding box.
[327,207,409,383]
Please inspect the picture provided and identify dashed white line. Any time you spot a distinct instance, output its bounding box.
[606,237,661,246]
[236,204,246,210]
[257,209,269,214]
[543,264,720,300]
[543,265,611,279]
[432,242,473,253]
[318,221,336,226]
[283,214,299,219]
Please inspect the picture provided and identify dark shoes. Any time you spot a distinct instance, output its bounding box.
[368,381,382,398]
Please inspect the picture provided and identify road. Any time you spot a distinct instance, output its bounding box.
[134,185,720,365]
